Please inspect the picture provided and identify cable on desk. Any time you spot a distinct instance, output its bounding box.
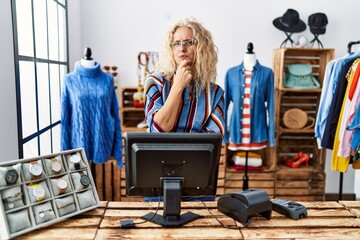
[120,196,161,228]
[200,200,250,230]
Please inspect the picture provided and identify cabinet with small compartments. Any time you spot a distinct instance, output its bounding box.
[0,148,99,240]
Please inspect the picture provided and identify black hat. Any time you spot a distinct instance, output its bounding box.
[273,9,306,33]
[308,13,328,35]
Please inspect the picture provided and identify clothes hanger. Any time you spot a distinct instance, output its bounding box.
[347,40,360,54]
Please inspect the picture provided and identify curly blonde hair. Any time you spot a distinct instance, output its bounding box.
[156,18,218,95]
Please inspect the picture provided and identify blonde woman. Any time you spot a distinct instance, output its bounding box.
[144,18,225,136]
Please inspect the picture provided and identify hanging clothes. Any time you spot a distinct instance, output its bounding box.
[348,104,360,152]
[332,59,360,172]
[315,45,360,172]
[330,71,354,172]
[315,51,360,148]
[61,61,123,167]
[321,59,355,149]
[224,60,275,150]
[338,60,360,158]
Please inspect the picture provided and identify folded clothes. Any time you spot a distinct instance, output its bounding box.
[232,156,262,167]
[233,165,264,171]
[233,151,262,158]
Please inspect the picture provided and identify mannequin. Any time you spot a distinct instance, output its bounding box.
[241,42,257,189]
[224,42,275,190]
[243,42,256,71]
[61,47,122,168]
[238,42,260,151]
[80,47,96,67]
[224,42,275,151]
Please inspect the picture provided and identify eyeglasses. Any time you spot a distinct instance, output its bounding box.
[171,39,197,48]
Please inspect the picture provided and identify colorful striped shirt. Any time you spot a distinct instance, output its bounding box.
[241,70,252,144]
[144,74,225,136]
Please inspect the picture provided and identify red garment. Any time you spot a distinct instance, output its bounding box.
[349,61,360,100]
[233,165,263,171]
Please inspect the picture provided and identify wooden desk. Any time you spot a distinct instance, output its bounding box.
[15,201,360,239]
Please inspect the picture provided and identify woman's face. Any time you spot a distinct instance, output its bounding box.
[171,27,196,68]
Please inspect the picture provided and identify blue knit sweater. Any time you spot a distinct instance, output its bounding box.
[61,61,122,167]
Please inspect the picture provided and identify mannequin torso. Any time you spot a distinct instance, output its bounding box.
[243,53,256,70]
[80,58,96,68]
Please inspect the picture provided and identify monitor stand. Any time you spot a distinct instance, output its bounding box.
[141,178,201,227]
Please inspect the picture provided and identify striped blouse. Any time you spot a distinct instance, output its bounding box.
[144,73,225,136]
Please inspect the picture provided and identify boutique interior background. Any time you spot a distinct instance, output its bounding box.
[1,0,359,199]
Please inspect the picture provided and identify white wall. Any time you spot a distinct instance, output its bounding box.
[70,0,359,87]
[0,0,19,162]
[67,0,82,72]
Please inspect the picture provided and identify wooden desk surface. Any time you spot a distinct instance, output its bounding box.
[15,200,360,239]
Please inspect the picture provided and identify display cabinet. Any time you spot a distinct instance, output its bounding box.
[273,48,334,200]
[0,148,99,239]
[120,87,146,132]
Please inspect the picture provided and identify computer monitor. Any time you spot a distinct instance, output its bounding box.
[124,132,222,227]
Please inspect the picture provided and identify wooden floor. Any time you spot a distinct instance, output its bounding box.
[14,200,360,240]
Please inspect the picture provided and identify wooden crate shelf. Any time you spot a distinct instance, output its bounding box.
[272,48,334,200]
[120,87,145,130]
[121,108,145,129]
[277,132,324,170]
[224,170,276,198]
[88,159,123,201]
[120,87,139,108]
[226,147,277,172]
[273,48,334,91]
[276,168,325,201]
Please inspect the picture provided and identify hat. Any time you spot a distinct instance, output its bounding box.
[308,13,328,35]
[273,9,306,33]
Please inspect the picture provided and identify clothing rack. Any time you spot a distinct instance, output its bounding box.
[347,41,360,54]
[338,40,360,200]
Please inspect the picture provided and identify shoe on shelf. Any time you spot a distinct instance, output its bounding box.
[284,153,310,168]
[281,152,304,166]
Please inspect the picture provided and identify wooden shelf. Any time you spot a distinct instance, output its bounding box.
[273,48,334,200]
[120,87,145,130]
[122,126,147,132]
[278,88,323,93]
[120,87,141,108]
[279,127,314,134]
[122,107,144,112]
[277,164,319,172]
